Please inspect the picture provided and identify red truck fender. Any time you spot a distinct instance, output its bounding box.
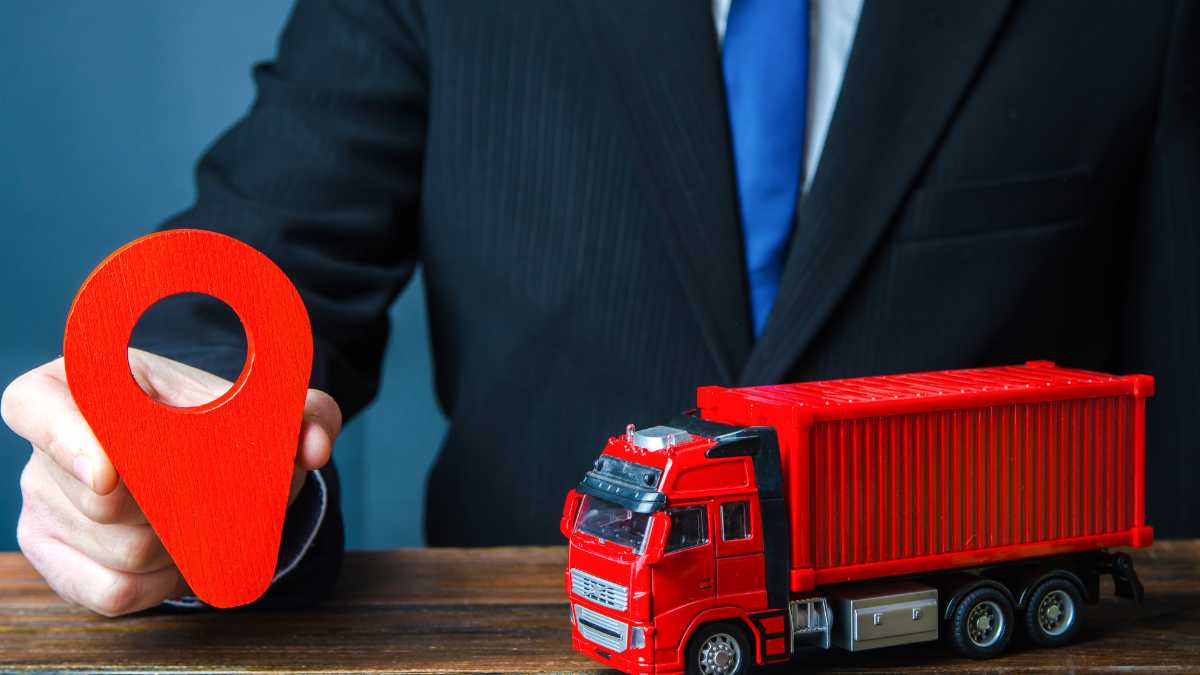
[671,606,774,669]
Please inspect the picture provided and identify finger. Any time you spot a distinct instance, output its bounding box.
[287,465,308,506]
[34,448,147,525]
[19,522,185,617]
[298,389,341,470]
[127,348,232,407]
[23,455,172,574]
[2,360,118,495]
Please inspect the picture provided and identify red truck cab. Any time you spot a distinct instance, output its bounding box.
[562,422,791,674]
[562,364,1151,675]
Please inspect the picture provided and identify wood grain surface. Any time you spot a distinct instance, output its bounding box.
[0,542,1196,672]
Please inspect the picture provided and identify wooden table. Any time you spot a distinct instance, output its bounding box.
[1,542,1196,672]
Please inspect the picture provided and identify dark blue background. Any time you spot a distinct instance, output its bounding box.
[0,2,446,550]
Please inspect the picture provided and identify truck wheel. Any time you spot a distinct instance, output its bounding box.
[1023,578,1083,648]
[686,622,752,675]
[948,587,1014,659]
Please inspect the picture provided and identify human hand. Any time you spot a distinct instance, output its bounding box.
[1,348,341,616]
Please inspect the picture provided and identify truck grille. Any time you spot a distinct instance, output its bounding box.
[575,604,628,653]
[570,568,628,612]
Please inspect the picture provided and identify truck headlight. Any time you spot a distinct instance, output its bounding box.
[631,626,646,649]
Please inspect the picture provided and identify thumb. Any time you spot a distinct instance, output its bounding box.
[128,350,340,470]
[297,389,341,470]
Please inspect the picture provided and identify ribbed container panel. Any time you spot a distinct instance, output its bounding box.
[809,396,1136,570]
[697,363,1153,588]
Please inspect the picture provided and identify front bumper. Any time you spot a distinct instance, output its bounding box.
[569,600,656,674]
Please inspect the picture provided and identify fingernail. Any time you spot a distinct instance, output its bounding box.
[72,455,94,490]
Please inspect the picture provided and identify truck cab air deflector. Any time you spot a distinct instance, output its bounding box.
[577,471,667,514]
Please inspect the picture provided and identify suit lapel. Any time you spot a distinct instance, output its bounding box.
[739,0,1015,386]
[568,0,752,385]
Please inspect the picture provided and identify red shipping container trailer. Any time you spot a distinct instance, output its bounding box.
[562,362,1152,675]
[697,360,1154,590]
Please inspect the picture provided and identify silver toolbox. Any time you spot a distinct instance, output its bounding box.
[827,581,938,651]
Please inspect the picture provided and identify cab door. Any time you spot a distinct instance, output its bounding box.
[714,497,766,606]
[651,503,715,640]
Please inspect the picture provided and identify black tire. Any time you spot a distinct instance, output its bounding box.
[1023,577,1084,648]
[686,621,752,675]
[947,586,1015,659]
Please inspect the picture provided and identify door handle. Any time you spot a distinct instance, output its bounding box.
[699,578,713,590]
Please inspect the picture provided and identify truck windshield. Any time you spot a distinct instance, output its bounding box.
[575,495,650,552]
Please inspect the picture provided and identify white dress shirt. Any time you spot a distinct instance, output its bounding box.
[713,0,864,192]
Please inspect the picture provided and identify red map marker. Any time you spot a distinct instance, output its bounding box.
[62,229,313,608]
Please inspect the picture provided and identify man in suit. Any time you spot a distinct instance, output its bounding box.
[2,0,1197,615]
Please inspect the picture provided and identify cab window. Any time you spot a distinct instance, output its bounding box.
[721,501,750,541]
[666,505,708,551]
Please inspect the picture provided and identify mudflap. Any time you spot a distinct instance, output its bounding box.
[1089,551,1145,603]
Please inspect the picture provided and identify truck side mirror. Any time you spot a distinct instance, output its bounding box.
[643,511,671,565]
[559,489,583,539]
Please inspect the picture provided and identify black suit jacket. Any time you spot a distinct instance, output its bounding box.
[133,0,1200,604]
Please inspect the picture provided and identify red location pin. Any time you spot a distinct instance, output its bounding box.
[62,229,312,608]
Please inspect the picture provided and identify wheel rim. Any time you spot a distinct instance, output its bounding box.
[698,632,742,675]
[1037,589,1076,637]
[966,600,1005,648]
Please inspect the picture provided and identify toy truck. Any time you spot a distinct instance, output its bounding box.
[560,362,1153,674]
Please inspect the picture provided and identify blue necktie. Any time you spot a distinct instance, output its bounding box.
[723,0,809,336]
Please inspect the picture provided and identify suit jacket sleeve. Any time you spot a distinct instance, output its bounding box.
[130,0,430,606]
[1118,0,1199,538]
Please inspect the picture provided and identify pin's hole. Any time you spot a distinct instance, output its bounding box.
[127,292,248,408]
